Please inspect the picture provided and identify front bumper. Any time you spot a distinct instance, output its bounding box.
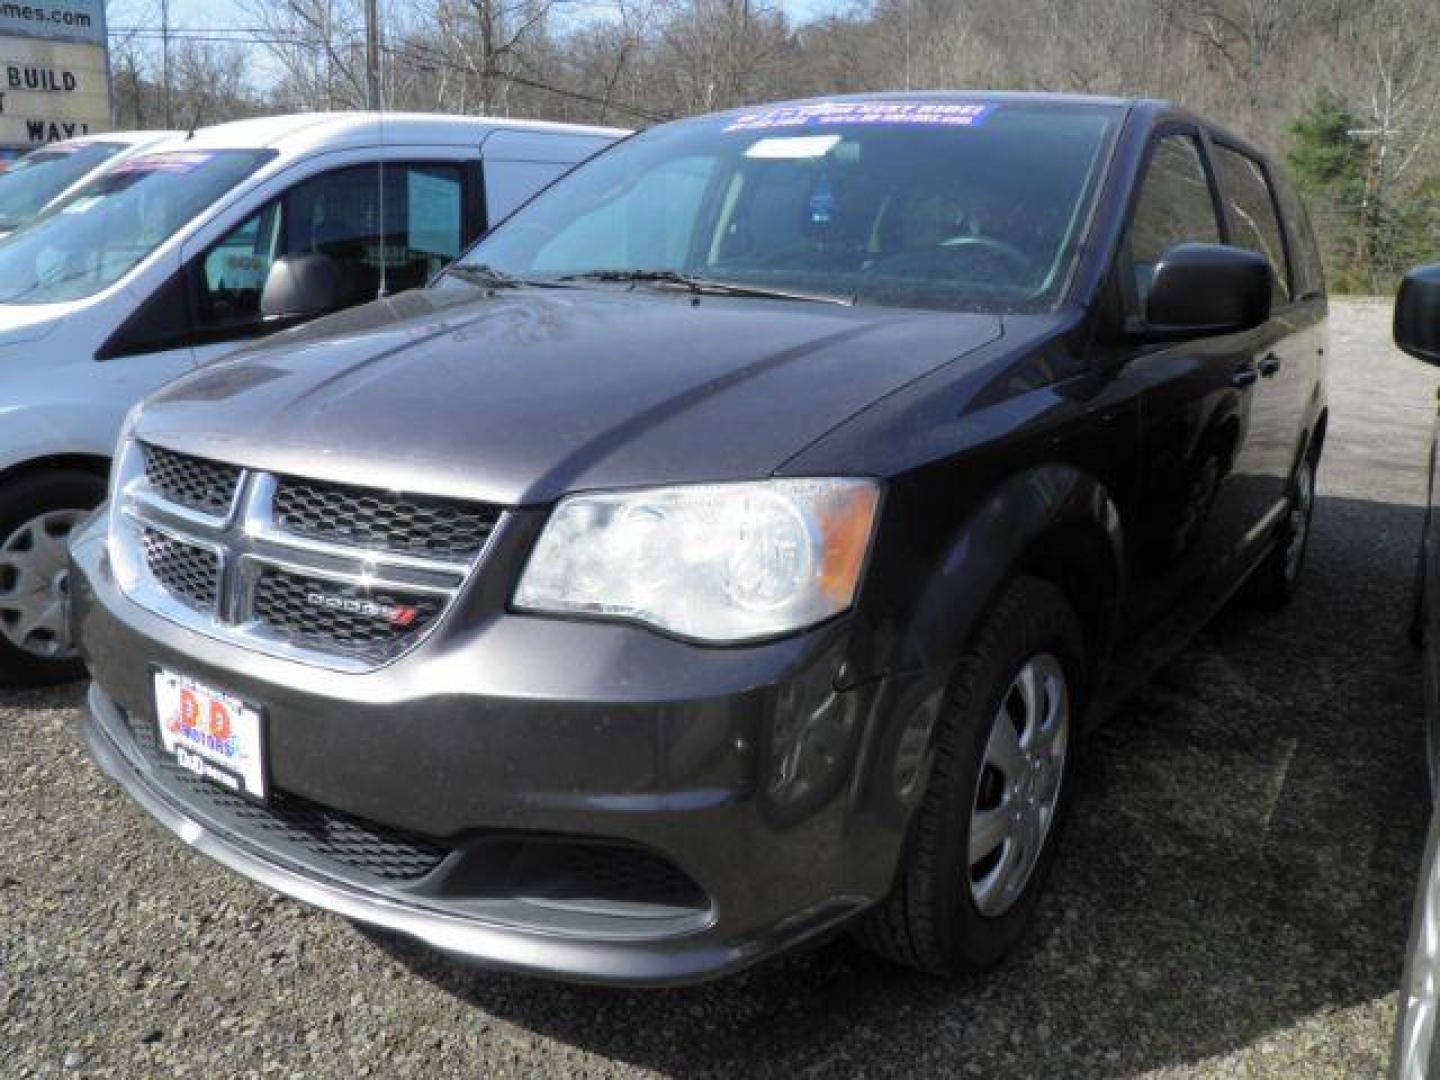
[70,521,902,986]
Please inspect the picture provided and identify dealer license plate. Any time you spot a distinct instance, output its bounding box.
[153,669,267,801]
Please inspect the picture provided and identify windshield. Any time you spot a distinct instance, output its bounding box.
[459,101,1121,313]
[0,149,274,305]
[0,142,127,233]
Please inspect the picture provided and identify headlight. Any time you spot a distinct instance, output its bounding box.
[514,478,880,643]
[106,405,146,591]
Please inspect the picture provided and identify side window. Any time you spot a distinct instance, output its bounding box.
[1127,134,1220,305]
[1271,168,1325,300]
[1211,144,1292,304]
[198,201,282,331]
[193,162,465,337]
[284,163,465,303]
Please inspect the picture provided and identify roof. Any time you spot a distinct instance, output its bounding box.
[57,130,180,149]
[153,112,629,154]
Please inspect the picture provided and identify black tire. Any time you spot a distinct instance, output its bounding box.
[1410,520,1427,649]
[854,576,1085,975]
[0,469,107,687]
[1245,450,1317,611]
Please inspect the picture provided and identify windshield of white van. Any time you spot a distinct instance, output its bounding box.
[0,141,127,233]
[457,101,1121,313]
[0,149,274,305]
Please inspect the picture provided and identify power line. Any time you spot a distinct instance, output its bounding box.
[112,26,320,36]
[159,0,172,127]
[109,23,670,123]
[384,39,670,121]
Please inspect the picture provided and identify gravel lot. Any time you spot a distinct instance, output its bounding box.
[3,298,1436,1078]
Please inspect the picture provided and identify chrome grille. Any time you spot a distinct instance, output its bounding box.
[141,443,241,517]
[275,478,498,559]
[140,528,219,610]
[252,569,443,663]
[112,442,503,670]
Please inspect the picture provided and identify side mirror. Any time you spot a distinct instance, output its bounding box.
[260,253,345,321]
[1144,243,1272,340]
[1396,264,1440,366]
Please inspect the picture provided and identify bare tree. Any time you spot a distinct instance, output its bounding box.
[238,0,370,110]
[170,40,262,129]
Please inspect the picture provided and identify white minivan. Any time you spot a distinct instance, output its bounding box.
[0,131,179,238]
[0,111,626,683]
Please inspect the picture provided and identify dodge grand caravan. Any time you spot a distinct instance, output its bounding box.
[0,112,624,684]
[72,94,1329,985]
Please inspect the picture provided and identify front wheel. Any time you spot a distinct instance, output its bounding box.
[0,469,107,686]
[855,577,1085,974]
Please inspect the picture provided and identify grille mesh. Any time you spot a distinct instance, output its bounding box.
[252,570,441,662]
[514,843,710,910]
[223,788,449,881]
[274,478,499,559]
[142,443,241,517]
[124,714,449,882]
[141,529,219,611]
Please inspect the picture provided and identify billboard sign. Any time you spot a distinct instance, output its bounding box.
[0,0,108,146]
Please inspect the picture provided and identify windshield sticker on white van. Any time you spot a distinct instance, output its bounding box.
[60,195,102,214]
[112,151,220,175]
[724,102,995,133]
[408,170,461,258]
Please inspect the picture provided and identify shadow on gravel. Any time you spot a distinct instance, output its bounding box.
[368,493,1431,1077]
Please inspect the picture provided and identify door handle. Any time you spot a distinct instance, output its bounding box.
[1231,363,1259,389]
[1259,353,1282,377]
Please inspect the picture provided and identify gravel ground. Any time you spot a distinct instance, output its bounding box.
[2,298,1436,1078]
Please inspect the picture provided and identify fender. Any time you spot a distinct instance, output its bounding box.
[837,464,1127,894]
[0,400,126,477]
[861,463,1126,685]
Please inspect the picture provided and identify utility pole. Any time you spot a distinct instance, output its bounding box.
[903,0,912,91]
[160,0,172,127]
[364,0,381,110]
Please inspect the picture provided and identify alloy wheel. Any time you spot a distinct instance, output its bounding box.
[968,652,1070,917]
[0,509,88,659]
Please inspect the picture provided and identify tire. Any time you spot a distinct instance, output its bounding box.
[1410,520,1426,650]
[854,576,1085,975]
[1245,451,1317,611]
[0,469,107,687]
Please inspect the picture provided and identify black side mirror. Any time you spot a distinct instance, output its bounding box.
[1144,242,1272,340]
[260,253,345,321]
[1396,264,1440,366]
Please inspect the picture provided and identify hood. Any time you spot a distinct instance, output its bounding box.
[0,304,62,347]
[137,285,1002,506]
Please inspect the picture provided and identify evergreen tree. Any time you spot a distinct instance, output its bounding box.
[1288,93,1369,291]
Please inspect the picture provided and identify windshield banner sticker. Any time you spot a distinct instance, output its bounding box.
[112,151,218,175]
[725,102,995,133]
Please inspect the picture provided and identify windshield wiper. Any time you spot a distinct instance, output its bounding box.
[552,268,855,306]
[443,263,527,289]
